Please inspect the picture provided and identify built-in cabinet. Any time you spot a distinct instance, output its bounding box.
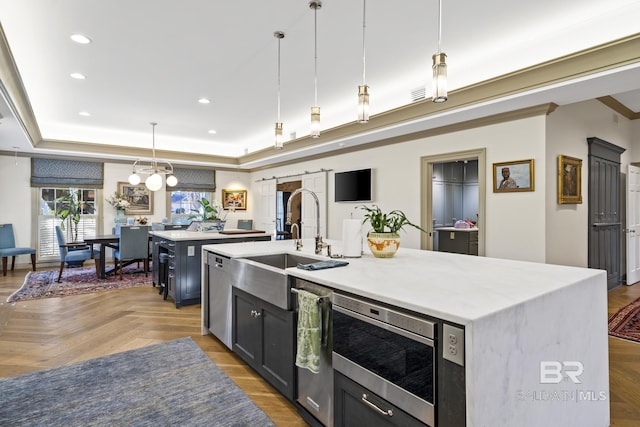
[437,229,478,256]
[232,287,296,400]
[334,371,425,427]
[153,233,271,307]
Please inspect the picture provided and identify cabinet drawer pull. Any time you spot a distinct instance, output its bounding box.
[361,394,393,417]
[250,310,262,318]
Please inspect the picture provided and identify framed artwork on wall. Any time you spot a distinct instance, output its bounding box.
[118,182,153,214]
[557,155,582,204]
[492,159,535,192]
[222,189,247,210]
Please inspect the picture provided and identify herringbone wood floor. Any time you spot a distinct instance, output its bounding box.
[1,266,639,426]
[0,266,307,427]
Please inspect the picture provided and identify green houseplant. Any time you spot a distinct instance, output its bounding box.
[190,197,228,231]
[357,205,426,258]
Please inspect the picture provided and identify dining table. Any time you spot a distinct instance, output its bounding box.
[84,234,151,279]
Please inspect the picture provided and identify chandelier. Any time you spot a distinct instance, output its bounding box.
[128,122,178,192]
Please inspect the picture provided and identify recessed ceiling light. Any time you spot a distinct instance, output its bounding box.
[70,34,91,44]
[208,129,217,134]
[79,111,91,117]
[198,97,211,104]
[70,73,86,79]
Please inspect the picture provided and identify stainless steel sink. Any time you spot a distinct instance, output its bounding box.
[231,253,322,310]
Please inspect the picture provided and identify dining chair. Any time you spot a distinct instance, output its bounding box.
[54,226,100,282]
[0,224,36,276]
[237,219,253,230]
[113,225,150,280]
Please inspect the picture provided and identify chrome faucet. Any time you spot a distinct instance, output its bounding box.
[290,223,303,251]
[286,188,329,255]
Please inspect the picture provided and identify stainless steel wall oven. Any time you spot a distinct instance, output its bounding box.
[332,292,466,427]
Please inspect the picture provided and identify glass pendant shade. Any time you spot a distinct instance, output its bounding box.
[310,106,321,138]
[432,52,448,103]
[357,85,370,123]
[145,173,163,192]
[128,172,141,185]
[166,174,178,187]
[275,122,284,149]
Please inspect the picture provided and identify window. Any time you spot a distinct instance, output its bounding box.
[169,191,212,224]
[37,188,98,261]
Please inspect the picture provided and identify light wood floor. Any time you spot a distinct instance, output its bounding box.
[1,266,639,426]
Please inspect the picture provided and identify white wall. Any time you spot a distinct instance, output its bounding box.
[545,100,636,268]
[251,115,548,263]
[0,155,33,268]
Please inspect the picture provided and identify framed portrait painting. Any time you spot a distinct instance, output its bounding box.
[118,182,153,214]
[222,189,247,210]
[557,155,582,204]
[493,159,535,193]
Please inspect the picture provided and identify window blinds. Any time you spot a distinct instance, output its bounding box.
[169,167,216,192]
[31,158,104,188]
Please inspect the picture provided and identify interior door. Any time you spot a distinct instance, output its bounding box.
[626,164,640,285]
[259,180,277,236]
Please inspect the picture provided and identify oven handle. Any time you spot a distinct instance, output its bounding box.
[333,305,434,347]
[362,394,394,417]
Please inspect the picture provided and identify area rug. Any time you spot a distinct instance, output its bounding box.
[7,264,152,303]
[608,296,640,344]
[0,337,275,426]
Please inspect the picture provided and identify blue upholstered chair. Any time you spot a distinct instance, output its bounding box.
[55,226,99,283]
[0,224,36,276]
[113,225,150,280]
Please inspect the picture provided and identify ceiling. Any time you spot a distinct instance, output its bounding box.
[0,0,639,170]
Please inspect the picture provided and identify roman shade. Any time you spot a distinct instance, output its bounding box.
[169,167,216,192]
[31,158,104,188]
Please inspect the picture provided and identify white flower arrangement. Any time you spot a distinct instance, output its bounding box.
[106,192,131,210]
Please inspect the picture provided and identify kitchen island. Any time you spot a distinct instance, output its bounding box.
[151,229,270,307]
[201,239,609,427]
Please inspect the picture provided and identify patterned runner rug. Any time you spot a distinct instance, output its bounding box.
[0,337,275,426]
[608,295,640,344]
[7,264,152,303]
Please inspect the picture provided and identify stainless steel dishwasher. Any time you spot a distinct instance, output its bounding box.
[292,277,334,427]
[207,251,233,350]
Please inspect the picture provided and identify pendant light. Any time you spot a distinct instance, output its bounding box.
[432,0,448,103]
[128,122,178,192]
[309,1,322,138]
[274,31,285,149]
[357,0,370,123]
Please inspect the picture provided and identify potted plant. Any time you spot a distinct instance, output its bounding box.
[190,197,228,231]
[357,204,426,258]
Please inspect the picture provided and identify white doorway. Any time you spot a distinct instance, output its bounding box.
[626,164,640,285]
[420,148,486,255]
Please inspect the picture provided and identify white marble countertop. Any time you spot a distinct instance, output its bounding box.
[202,239,604,325]
[153,229,269,241]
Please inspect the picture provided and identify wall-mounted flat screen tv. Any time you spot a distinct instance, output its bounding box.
[335,168,372,202]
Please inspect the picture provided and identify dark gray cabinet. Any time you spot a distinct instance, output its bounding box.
[588,137,625,290]
[437,229,478,255]
[334,371,426,427]
[152,233,271,307]
[232,287,296,401]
